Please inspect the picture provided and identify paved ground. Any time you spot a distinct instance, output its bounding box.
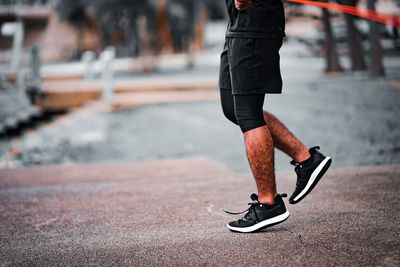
[0,159,399,266]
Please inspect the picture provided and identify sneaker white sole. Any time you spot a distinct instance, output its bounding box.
[293,156,331,202]
[226,210,290,233]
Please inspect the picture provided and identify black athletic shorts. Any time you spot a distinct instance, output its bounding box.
[219,37,283,94]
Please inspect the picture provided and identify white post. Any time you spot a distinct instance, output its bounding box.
[99,46,115,101]
[10,21,24,72]
[81,51,96,80]
[27,45,42,92]
[7,20,24,94]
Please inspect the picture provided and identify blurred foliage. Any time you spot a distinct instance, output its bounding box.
[52,0,87,27]
[49,0,227,57]
[0,0,226,57]
[166,0,202,50]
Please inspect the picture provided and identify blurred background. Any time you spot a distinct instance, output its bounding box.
[0,0,399,173]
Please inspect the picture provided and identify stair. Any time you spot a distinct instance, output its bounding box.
[0,91,44,137]
[111,90,219,110]
[34,80,103,111]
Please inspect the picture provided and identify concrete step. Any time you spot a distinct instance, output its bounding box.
[0,91,44,137]
[111,90,219,110]
[34,77,217,111]
[0,108,44,137]
[34,80,102,111]
[3,73,84,84]
[0,92,32,122]
[42,74,84,81]
[113,78,217,94]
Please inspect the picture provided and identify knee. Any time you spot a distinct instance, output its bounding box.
[235,110,266,133]
[233,94,266,133]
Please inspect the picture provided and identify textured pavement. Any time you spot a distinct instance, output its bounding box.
[1,158,399,266]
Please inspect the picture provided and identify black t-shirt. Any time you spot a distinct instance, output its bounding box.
[225,0,285,38]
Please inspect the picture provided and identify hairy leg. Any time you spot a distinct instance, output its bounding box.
[244,125,277,205]
[233,94,277,204]
[263,111,310,163]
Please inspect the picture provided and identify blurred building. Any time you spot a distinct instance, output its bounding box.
[0,0,101,62]
[0,0,224,63]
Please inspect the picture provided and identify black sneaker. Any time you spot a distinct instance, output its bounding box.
[224,193,290,233]
[289,146,332,204]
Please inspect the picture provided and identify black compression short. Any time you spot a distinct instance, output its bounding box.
[220,88,266,133]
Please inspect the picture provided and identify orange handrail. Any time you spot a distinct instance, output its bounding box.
[284,0,400,29]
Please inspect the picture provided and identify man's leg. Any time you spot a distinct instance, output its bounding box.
[233,94,277,205]
[261,110,332,204]
[262,111,310,163]
[224,93,289,233]
[244,125,277,205]
[220,88,310,164]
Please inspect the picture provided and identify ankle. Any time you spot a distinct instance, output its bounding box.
[258,194,276,205]
[293,149,311,163]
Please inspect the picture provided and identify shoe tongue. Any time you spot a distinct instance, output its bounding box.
[250,193,259,202]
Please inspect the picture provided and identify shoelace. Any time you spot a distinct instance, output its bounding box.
[223,193,288,215]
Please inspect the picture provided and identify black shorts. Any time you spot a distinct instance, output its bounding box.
[219,37,283,95]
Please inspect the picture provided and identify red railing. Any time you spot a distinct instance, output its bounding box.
[285,0,400,29]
